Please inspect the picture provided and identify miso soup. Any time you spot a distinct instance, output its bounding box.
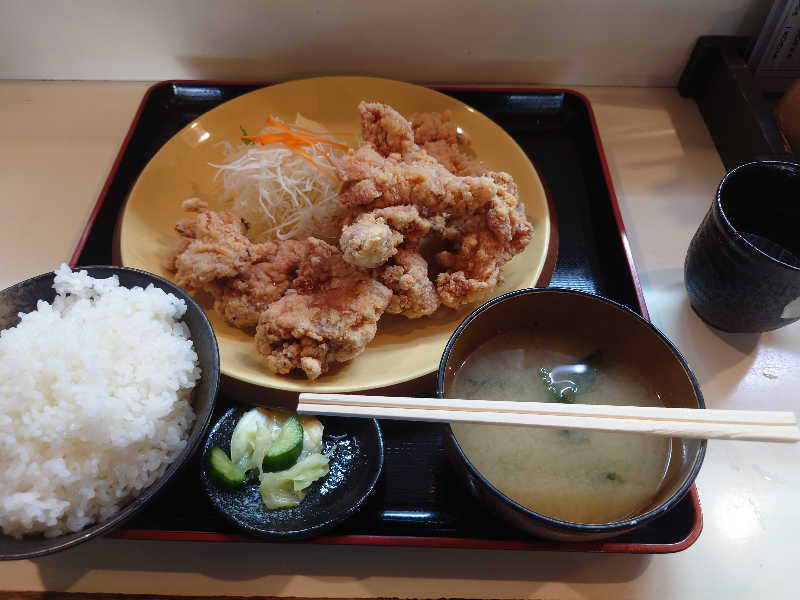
[450,329,671,524]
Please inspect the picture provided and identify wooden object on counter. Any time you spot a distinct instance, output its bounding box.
[774,79,800,154]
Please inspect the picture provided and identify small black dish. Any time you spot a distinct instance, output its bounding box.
[0,265,219,560]
[201,407,383,540]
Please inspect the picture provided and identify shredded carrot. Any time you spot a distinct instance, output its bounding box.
[319,148,338,168]
[264,118,350,149]
[285,144,338,182]
[242,118,348,182]
[275,118,351,138]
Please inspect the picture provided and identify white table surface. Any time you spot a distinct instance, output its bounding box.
[0,80,797,599]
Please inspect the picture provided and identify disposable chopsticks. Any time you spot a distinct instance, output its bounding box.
[297,393,800,443]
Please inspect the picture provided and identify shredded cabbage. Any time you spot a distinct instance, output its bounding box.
[259,453,331,509]
[210,115,348,244]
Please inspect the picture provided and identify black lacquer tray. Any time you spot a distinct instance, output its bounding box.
[72,81,702,553]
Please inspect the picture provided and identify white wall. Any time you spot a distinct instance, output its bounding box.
[0,0,771,86]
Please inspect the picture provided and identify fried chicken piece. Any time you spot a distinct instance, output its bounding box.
[359,101,416,157]
[363,103,519,188]
[363,102,484,172]
[339,205,439,317]
[378,249,440,318]
[410,110,471,146]
[367,205,432,242]
[168,205,393,379]
[409,110,488,176]
[339,213,403,268]
[420,139,490,177]
[413,109,522,185]
[254,238,392,379]
[341,102,533,307]
[168,198,272,291]
[434,229,510,305]
[213,240,312,329]
[362,103,477,160]
[212,259,281,329]
[337,144,532,307]
[339,205,431,268]
[168,200,313,330]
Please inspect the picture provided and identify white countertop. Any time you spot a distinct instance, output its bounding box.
[0,81,798,599]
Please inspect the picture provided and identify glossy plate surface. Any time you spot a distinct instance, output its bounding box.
[119,76,551,393]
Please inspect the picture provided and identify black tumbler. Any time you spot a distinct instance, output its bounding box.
[684,160,800,333]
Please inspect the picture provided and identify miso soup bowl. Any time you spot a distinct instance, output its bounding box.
[437,288,706,542]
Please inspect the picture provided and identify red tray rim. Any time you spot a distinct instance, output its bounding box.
[74,79,703,554]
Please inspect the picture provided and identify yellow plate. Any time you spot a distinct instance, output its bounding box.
[120,76,551,394]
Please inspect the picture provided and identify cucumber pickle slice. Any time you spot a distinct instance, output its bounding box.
[261,416,304,473]
[205,445,246,489]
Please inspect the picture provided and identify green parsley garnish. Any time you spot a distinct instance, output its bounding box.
[240,125,253,144]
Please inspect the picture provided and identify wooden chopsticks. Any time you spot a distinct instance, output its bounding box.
[297,393,800,442]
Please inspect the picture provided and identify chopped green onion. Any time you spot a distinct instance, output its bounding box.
[240,125,254,144]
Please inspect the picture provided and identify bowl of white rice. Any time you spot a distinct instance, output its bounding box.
[0,265,219,560]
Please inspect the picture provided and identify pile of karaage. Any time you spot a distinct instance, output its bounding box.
[168,102,533,379]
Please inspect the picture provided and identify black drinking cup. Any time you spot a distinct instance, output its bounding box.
[684,160,800,332]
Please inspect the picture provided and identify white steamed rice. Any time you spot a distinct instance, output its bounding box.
[0,265,200,538]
